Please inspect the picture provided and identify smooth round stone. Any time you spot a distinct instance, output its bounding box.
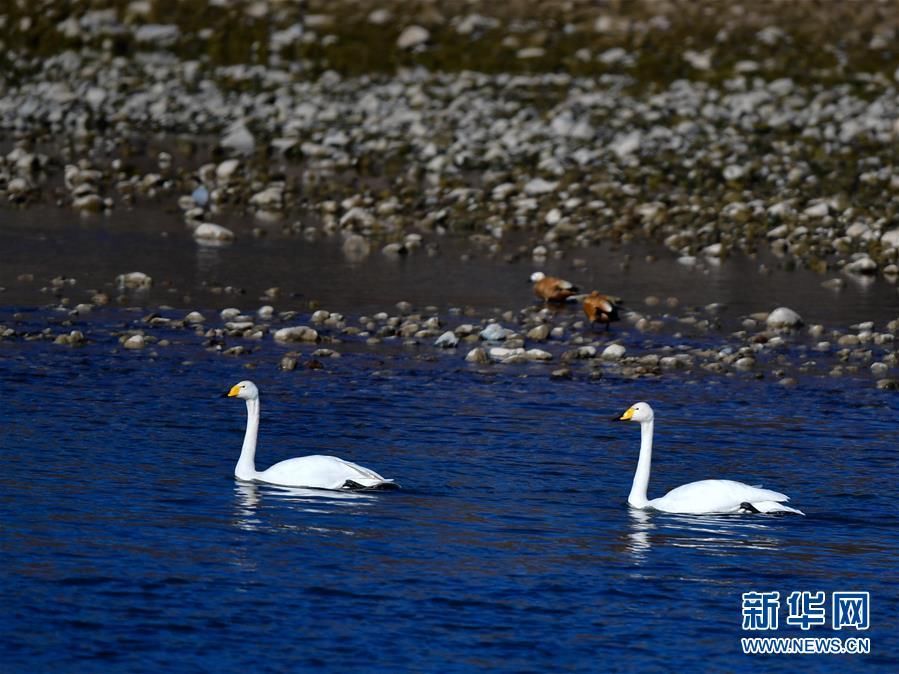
[870,362,889,377]
[526,324,550,341]
[601,344,626,360]
[766,307,803,329]
[734,357,755,371]
[273,326,318,342]
[193,222,234,243]
[396,25,429,50]
[123,334,146,349]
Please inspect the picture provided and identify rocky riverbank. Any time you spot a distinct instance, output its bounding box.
[3,2,899,275]
[0,1,898,390]
[2,280,897,390]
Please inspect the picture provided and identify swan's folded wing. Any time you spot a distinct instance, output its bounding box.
[334,458,395,488]
[259,455,393,490]
[651,479,791,514]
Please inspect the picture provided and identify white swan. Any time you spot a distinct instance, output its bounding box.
[225,381,397,490]
[617,402,803,515]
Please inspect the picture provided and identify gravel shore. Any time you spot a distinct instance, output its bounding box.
[1,1,897,388]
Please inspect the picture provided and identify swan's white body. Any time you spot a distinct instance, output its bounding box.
[619,402,803,515]
[227,381,395,490]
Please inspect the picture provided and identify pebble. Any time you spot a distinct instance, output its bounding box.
[524,178,557,196]
[601,344,626,360]
[735,357,755,371]
[881,229,899,249]
[117,272,152,290]
[123,334,146,349]
[434,331,459,348]
[191,185,210,207]
[844,256,877,275]
[73,194,103,212]
[273,326,319,342]
[526,324,551,341]
[311,310,330,323]
[382,242,407,257]
[193,223,235,243]
[220,120,255,155]
[870,362,889,377]
[54,330,86,345]
[368,9,392,25]
[488,347,522,362]
[249,187,284,211]
[465,347,490,364]
[803,202,830,218]
[766,307,803,329]
[397,25,429,50]
[216,159,240,182]
[479,323,509,341]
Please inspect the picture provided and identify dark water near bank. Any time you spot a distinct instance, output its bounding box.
[1,207,898,328]
[1,337,897,672]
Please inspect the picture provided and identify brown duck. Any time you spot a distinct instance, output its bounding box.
[530,272,578,303]
[583,291,622,330]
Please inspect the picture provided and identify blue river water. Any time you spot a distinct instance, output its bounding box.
[1,329,897,672]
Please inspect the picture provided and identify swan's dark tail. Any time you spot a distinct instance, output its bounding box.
[343,480,400,491]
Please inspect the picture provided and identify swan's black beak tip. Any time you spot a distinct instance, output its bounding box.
[611,414,623,422]
[221,390,232,398]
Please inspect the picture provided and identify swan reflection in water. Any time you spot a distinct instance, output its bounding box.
[626,509,655,562]
[233,481,379,533]
[626,508,785,562]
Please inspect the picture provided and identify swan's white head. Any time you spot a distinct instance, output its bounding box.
[619,401,654,423]
[530,271,546,282]
[226,380,259,401]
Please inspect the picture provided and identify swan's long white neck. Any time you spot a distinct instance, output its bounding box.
[236,397,260,481]
[628,418,654,508]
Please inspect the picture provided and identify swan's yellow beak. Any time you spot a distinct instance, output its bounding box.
[619,406,635,421]
[227,384,241,397]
